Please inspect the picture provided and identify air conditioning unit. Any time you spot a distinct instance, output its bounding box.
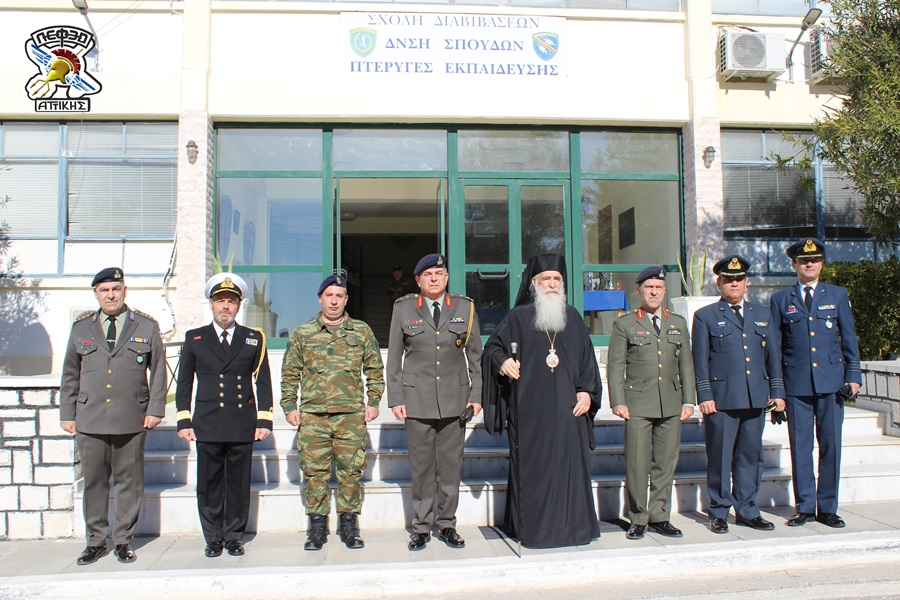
[810,27,842,84]
[719,30,786,81]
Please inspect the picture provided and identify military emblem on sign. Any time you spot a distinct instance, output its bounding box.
[532,32,559,61]
[24,25,102,112]
[350,28,377,58]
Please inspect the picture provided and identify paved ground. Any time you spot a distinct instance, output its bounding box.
[2,501,900,599]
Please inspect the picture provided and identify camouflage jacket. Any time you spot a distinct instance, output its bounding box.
[280,313,385,415]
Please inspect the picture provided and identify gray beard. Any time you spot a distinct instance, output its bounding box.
[532,285,568,332]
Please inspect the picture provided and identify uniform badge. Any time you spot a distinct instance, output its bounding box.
[130,336,149,344]
[450,317,465,323]
[826,320,833,329]
[136,355,145,365]
[754,321,768,327]
[194,335,202,340]
[716,322,727,327]
[80,339,92,345]
[346,334,359,345]
[818,304,836,310]
[246,338,259,346]
[667,328,683,335]
[787,306,798,314]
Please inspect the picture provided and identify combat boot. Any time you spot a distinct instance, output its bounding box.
[338,512,365,549]
[304,514,329,551]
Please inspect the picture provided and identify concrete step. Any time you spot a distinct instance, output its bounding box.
[143,418,709,452]
[74,461,900,536]
[142,439,749,486]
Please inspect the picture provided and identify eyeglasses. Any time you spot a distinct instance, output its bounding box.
[721,275,746,283]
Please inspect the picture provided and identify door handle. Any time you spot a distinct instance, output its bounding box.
[477,268,509,281]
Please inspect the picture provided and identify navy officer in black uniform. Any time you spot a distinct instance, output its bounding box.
[176,272,274,557]
[692,255,785,534]
[770,238,861,528]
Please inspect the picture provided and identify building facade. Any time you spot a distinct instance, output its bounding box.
[0,0,881,375]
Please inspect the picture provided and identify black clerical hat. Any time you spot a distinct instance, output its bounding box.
[514,253,568,307]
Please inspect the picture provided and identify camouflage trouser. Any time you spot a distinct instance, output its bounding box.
[297,411,368,515]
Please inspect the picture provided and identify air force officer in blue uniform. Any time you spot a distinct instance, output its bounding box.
[770,239,861,528]
[692,256,785,534]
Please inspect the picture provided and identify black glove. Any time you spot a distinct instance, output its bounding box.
[768,400,787,425]
[836,384,855,405]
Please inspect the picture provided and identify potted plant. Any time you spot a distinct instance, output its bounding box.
[671,249,718,334]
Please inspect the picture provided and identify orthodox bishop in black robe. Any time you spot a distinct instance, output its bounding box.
[481,254,602,548]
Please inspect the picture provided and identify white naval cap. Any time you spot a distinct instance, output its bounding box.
[204,272,249,301]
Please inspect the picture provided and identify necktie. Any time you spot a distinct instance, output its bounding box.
[432,301,441,328]
[804,286,813,311]
[221,330,230,350]
[106,316,117,351]
[732,304,744,327]
[652,315,660,335]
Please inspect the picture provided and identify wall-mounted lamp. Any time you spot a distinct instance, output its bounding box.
[702,145,716,168]
[185,140,199,164]
[71,0,88,12]
[340,211,358,222]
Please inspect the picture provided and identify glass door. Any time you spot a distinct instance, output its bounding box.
[455,180,569,336]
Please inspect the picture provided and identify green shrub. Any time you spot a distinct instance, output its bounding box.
[821,256,900,360]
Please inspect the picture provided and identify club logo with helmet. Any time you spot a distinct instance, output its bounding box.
[25,25,102,112]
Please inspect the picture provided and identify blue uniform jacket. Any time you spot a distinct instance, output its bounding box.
[769,283,861,397]
[692,300,784,409]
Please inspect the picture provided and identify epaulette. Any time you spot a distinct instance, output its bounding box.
[394,293,418,304]
[75,310,94,322]
[133,309,158,322]
[448,292,475,302]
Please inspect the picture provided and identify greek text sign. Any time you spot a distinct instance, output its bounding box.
[343,13,566,77]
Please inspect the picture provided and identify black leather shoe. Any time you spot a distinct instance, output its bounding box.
[225,540,245,556]
[113,544,136,563]
[736,516,775,531]
[625,524,646,540]
[204,541,224,558]
[76,545,108,565]
[816,513,846,528]
[438,527,465,548]
[408,532,430,551]
[648,521,683,538]
[786,512,816,527]
[709,518,729,534]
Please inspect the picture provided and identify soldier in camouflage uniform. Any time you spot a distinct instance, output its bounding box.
[386,265,415,303]
[281,274,385,550]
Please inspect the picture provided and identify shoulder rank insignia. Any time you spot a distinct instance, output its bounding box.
[134,309,157,321]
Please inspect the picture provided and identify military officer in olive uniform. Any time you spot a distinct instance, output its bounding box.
[176,273,274,558]
[386,253,483,550]
[770,238,861,528]
[60,267,166,565]
[387,265,415,303]
[608,266,696,541]
[692,255,785,534]
[280,274,384,551]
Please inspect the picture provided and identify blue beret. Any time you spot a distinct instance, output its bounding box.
[414,253,447,276]
[713,255,750,276]
[91,267,124,287]
[317,274,347,296]
[635,266,666,285]
[786,238,825,260]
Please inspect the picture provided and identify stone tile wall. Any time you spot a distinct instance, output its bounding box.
[0,386,74,540]
[858,361,900,438]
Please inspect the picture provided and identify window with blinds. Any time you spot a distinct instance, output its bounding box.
[721,129,867,240]
[0,121,177,240]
